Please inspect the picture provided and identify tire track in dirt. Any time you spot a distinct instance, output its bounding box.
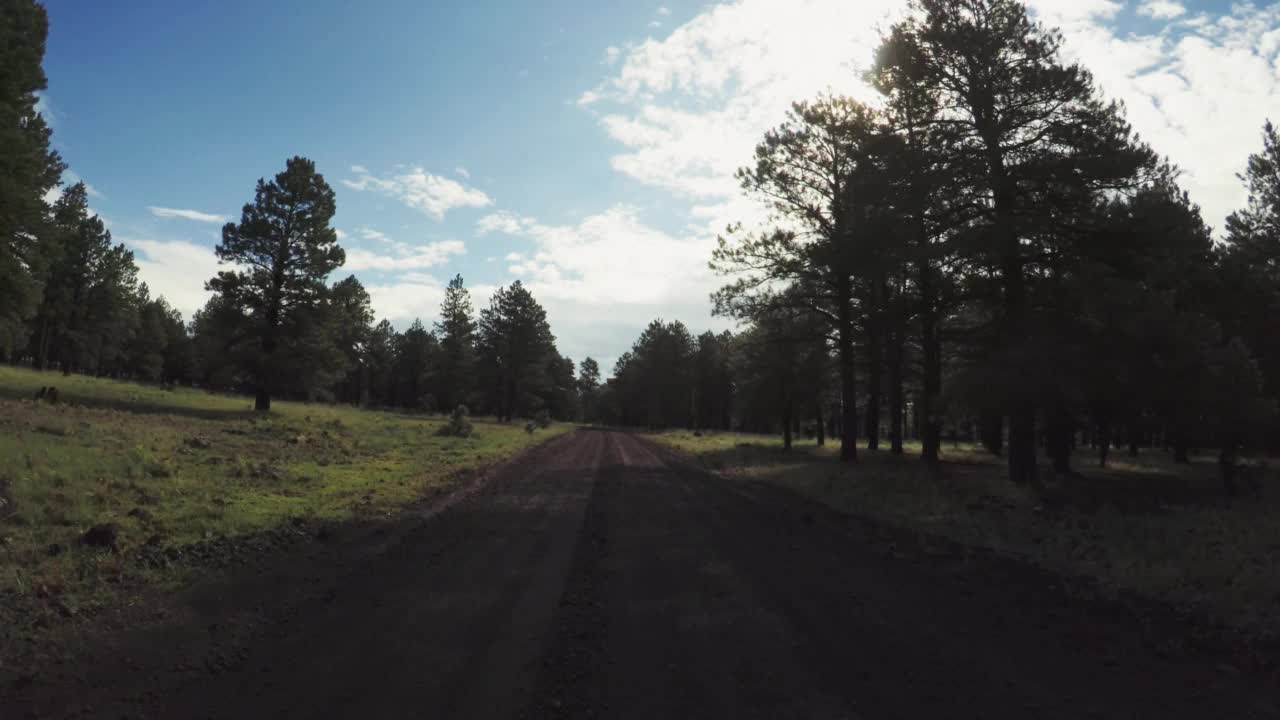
[528,431,1280,719]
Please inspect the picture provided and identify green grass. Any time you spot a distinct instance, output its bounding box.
[0,365,569,634]
[655,430,1280,641]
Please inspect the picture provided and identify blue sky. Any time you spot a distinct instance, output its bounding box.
[38,0,1280,370]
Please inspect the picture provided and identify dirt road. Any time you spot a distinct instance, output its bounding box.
[7,429,1279,718]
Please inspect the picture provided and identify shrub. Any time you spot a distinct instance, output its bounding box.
[534,409,552,429]
[437,405,474,438]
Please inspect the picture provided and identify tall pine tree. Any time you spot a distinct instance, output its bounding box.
[0,0,64,355]
[434,274,477,412]
[207,157,345,411]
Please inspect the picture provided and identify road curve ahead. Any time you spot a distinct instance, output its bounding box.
[7,429,1279,719]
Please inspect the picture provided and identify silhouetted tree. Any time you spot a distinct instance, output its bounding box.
[714,96,883,462]
[883,0,1159,484]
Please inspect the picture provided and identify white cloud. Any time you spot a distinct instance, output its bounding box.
[342,166,493,220]
[455,166,470,179]
[477,211,531,235]
[1024,0,1280,231]
[1136,0,1185,20]
[335,229,348,240]
[649,20,662,28]
[148,206,227,224]
[358,226,391,243]
[581,0,895,237]
[587,0,1280,240]
[126,239,222,317]
[341,240,466,272]
[657,6,671,16]
[475,205,729,363]
[350,164,369,174]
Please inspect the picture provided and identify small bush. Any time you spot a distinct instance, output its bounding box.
[437,405,474,438]
[534,409,552,429]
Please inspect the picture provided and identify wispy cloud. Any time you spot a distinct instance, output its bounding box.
[1136,0,1185,19]
[342,166,493,220]
[148,206,227,223]
[455,166,471,179]
[341,240,467,272]
[358,226,391,243]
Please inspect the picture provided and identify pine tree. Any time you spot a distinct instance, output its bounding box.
[0,0,64,355]
[477,281,555,421]
[328,275,374,403]
[30,183,136,375]
[434,274,477,412]
[712,96,883,461]
[207,157,344,411]
[885,0,1159,484]
[577,356,601,423]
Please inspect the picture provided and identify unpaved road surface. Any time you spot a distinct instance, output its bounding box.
[6,429,1279,719]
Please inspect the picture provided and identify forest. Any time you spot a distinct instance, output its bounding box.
[4,0,1280,495]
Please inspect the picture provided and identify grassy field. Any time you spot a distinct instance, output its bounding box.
[0,365,568,643]
[655,430,1280,646]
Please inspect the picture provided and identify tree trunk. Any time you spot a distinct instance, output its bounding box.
[1098,422,1111,468]
[990,138,1036,486]
[888,327,904,456]
[1219,432,1238,496]
[837,274,858,463]
[255,387,271,412]
[919,271,941,464]
[815,403,825,447]
[1173,436,1190,464]
[1046,407,1072,474]
[865,320,882,451]
[782,398,793,452]
[980,412,1003,456]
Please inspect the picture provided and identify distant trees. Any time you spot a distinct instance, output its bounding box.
[207,157,345,411]
[577,357,601,423]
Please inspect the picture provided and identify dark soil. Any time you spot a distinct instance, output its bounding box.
[5,429,1279,719]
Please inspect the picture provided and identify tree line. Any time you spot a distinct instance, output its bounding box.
[594,0,1280,494]
[0,2,577,421]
